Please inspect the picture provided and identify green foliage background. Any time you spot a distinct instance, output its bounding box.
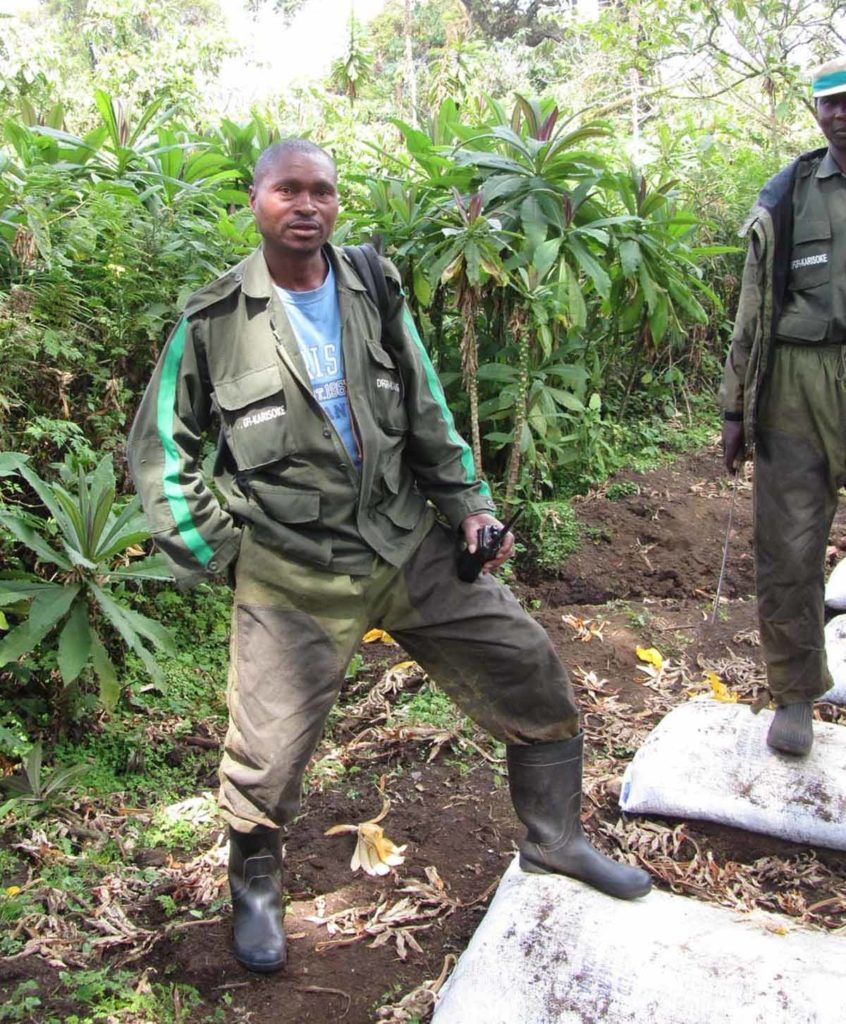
[0,0,841,714]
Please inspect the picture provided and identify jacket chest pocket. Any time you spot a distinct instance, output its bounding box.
[788,221,831,291]
[365,334,408,435]
[214,365,296,471]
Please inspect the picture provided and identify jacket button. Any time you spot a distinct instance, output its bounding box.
[323,428,331,438]
[208,561,219,572]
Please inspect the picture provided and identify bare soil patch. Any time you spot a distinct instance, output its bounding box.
[3,442,845,1024]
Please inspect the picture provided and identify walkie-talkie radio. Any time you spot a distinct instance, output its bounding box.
[456,506,524,583]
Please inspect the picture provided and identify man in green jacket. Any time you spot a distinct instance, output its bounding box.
[129,139,650,973]
[721,57,846,757]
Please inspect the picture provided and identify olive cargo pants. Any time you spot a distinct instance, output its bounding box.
[755,343,844,705]
[219,519,580,832]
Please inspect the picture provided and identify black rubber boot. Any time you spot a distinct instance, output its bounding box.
[507,733,652,900]
[228,827,287,973]
[767,702,813,756]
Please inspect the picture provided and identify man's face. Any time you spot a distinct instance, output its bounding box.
[249,151,339,257]
[816,91,846,151]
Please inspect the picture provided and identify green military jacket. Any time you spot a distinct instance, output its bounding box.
[128,244,494,587]
[720,147,831,449]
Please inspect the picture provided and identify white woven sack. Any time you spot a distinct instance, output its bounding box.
[825,555,846,610]
[619,698,846,849]
[433,860,846,1024]
[823,614,846,703]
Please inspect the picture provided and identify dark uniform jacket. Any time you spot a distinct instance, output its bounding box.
[128,245,494,587]
[720,146,830,449]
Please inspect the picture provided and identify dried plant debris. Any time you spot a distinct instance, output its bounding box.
[335,660,424,731]
[606,817,846,931]
[2,621,844,1006]
[732,627,761,647]
[569,628,844,936]
[307,867,468,959]
[374,954,456,1022]
[695,652,767,696]
[561,614,606,643]
[3,827,228,968]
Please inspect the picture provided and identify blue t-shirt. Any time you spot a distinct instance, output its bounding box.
[275,263,361,468]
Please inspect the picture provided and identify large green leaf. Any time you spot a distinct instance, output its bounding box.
[547,388,586,412]
[25,741,42,794]
[40,762,88,801]
[519,195,548,251]
[568,238,611,299]
[619,239,642,278]
[89,584,174,689]
[488,125,534,162]
[638,262,659,312]
[57,598,93,685]
[0,583,79,665]
[96,494,147,557]
[476,364,520,383]
[0,453,27,477]
[88,456,118,551]
[666,275,708,323]
[108,553,174,582]
[532,238,561,280]
[544,363,589,388]
[480,174,529,205]
[51,486,87,552]
[90,632,120,711]
[648,291,670,343]
[0,577,61,596]
[0,513,71,570]
[454,151,527,176]
[567,268,588,329]
[13,463,71,535]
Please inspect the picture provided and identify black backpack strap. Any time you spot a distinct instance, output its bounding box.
[344,243,390,326]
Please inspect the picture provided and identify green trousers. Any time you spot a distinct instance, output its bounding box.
[219,519,580,832]
[754,343,845,705]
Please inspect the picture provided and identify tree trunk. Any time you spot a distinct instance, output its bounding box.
[629,5,640,140]
[460,291,483,479]
[505,306,530,505]
[404,0,418,127]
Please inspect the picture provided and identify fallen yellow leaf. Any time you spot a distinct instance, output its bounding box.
[635,646,664,671]
[4,886,21,897]
[706,671,738,703]
[325,821,407,876]
[324,774,406,875]
[351,822,407,876]
[362,628,396,645]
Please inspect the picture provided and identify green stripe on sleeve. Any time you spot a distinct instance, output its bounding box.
[156,319,216,567]
[402,307,492,498]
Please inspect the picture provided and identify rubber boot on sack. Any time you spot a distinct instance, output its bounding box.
[228,827,287,973]
[767,702,814,757]
[507,733,652,900]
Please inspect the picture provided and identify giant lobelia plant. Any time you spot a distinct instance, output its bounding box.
[0,452,174,710]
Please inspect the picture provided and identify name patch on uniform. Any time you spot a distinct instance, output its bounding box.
[238,406,286,428]
[791,253,828,270]
[314,380,347,403]
[376,377,400,393]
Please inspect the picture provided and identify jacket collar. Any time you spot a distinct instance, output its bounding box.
[817,148,846,179]
[239,244,367,300]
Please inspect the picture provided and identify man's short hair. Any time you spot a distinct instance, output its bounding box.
[252,139,336,187]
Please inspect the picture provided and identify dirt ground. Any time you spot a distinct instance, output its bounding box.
[3,441,845,1024]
